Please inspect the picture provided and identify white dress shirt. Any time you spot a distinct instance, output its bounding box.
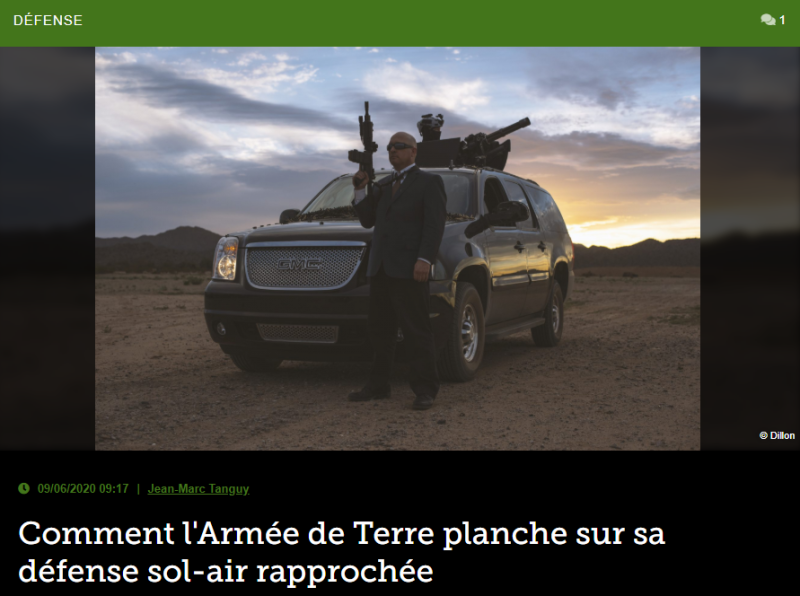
[353,164,430,265]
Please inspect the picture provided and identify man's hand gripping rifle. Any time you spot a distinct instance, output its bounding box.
[348,101,379,195]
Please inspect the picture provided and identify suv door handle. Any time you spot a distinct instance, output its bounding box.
[538,241,547,252]
[514,241,525,253]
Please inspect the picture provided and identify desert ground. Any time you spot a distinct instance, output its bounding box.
[95,269,700,450]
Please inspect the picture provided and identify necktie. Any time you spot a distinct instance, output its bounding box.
[392,173,402,197]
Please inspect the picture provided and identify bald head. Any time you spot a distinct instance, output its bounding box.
[388,132,418,171]
[390,132,417,147]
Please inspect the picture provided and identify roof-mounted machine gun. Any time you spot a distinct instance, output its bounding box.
[455,117,531,171]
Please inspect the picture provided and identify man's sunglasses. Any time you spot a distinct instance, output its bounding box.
[386,142,415,151]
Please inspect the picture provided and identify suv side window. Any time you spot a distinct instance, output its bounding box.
[483,177,511,223]
[501,179,539,230]
[527,186,566,234]
[546,191,568,234]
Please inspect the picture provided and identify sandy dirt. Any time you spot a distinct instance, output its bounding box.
[574,266,700,278]
[95,270,700,450]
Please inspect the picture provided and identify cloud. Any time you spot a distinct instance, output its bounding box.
[95,51,137,66]
[332,94,485,138]
[229,51,268,67]
[525,47,699,110]
[212,48,229,54]
[515,129,696,168]
[363,62,489,111]
[674,184,700,200]
[111,51,320,98]
[198,58,319,95]
[513,160,700,206]
[95,152,344,236]
[291,67,317,84]
[368,48,379,53]
[98,130,211,161]
[99,61,350,130]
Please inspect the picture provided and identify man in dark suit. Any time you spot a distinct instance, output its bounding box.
[349,132,447,410]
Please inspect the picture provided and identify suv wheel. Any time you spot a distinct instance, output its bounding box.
[438,282,485,382]
[229,354,282,372]
[531,282,564,347]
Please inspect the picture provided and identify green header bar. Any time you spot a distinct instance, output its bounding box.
[2,1,797,46]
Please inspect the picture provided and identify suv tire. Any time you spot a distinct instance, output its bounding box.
[531,282,564,347]
[229,354,283,372]
[437,282,485,382]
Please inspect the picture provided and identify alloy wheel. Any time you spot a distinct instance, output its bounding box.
[461,304,478,362]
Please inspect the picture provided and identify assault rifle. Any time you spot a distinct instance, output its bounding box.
[455,117,531,171]
[348,101,379,196]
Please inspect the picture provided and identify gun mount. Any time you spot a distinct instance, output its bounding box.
[415,116,531,171]
[456,117,531,170]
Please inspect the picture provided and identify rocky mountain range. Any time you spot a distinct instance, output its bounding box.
[95,226,221,273]
[573,238,699,268]
[94,226,222,251]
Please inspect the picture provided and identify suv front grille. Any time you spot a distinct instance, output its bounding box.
[245,245,365,290]
[256,324,338,344]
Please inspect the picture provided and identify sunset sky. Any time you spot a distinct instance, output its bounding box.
[95,47,699,248]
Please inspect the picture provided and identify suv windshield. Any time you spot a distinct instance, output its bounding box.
[296,171,476,221]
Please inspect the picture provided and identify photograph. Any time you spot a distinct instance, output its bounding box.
[94,46,700,450]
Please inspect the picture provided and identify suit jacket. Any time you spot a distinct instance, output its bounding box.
[353,166,447,279]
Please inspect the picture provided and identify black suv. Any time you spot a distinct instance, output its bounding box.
[203,166,574,382]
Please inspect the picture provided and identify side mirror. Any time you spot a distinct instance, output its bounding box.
[464,201,529,239]
[279,209,300,224]
[486,201,528,226]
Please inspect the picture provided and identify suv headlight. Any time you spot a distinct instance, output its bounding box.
[212,237,238,281]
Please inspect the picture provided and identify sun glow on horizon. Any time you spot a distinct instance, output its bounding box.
[568,218,701,248]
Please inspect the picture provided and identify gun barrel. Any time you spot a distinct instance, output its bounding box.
[351,101,377,184]
[486,117,531,143]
